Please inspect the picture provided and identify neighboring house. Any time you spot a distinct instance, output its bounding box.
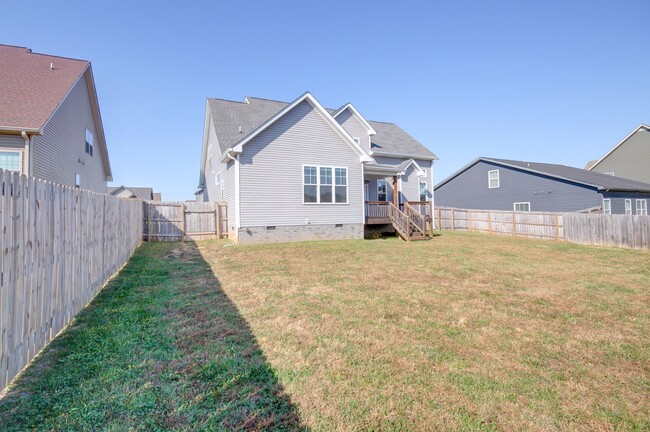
[0,44,112,192]
[435,157,650,215]
[586,124,650,183]
[108,186,160,201]
[196,92,438,244]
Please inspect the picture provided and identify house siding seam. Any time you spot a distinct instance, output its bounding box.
[335,109,371,151]
[435,160,603,212]
[590,129,650,184]
[237,223,364,244]
[238,100,363,227]
[30,74,107,192]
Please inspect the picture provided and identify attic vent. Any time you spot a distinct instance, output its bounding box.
[50,62,54,70]
[238,126,243,133]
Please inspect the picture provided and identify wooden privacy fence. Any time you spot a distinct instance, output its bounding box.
[144,201,228,241]
[437,207,650,250]
[563,212,650,250]
[436,207,564,241]
[0,170,143,390]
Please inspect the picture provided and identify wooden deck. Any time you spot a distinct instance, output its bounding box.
[365,201,434,240]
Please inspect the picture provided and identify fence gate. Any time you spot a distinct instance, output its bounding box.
[144,201,227,241]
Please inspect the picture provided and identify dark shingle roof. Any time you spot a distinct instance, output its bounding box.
[485,158,650,192]
[206,95,436,159]
[108,186,154,200]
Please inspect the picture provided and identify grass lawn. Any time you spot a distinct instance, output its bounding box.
[1,232,649,430]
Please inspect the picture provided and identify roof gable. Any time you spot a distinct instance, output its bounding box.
[0,45,89,132]
[231,92,372,162]
[436,157,650,192]
[332,103,377,135]
[588,124,650,171]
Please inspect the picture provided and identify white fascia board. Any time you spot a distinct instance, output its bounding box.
[198,100,212,185]
[232,92,373,163]
[589,124,650,171]
[332,103,377,135]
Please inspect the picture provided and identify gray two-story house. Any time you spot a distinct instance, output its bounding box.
[435,157,650,215]
[0,44,112,192]
[196,92,438,244]
[586,124,650,184]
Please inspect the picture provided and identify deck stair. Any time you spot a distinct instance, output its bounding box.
[366,201,432,241]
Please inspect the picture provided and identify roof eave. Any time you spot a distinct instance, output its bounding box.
[370,150,439,161]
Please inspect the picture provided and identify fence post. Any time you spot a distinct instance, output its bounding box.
[512,211,516,237]
[181,204,186,242]
[488,210,492,233]
[451,208,455,231]
[555,213,559,241]
[146,201,151,242]
[215,201,220,239]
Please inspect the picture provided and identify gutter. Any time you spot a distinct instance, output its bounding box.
[21,131,32,176]
[218,147,241,164]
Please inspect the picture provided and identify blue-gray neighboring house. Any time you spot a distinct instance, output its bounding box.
[434,157,650,215]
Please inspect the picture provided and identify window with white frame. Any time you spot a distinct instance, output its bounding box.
[602,198,611,215]
[514,202,530,212]
[488,170,500,188]
[625,199,632,215]
[303,165,347,204]
[377,179,387,202]
[75,173,81,187]
[215,172,222,185]
[0,151,21,172]
[85,129,93,156]
[419,181,428,201]
[636,199,648,215]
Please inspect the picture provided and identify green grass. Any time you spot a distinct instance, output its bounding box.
[1,232,649,431]
[0,242,303,431]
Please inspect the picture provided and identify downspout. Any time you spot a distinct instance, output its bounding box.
[21,131,31,176]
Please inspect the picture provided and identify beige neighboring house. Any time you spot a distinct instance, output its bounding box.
[0,44,112,192]
[586,124,650,184]
[108,186,161,201]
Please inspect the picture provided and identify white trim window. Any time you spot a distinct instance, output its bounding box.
[216,172,223,198]
[85,129,94,156]
[303,165,348,204]
[488,170,500,188]
[0,151,21,172]
[514,202,530,212]
[625,199,632,215]
[419,181,428,201]
[636,199,648,215]
[602,198,611,215]
[377,179,387,202]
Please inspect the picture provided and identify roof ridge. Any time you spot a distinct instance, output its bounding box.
[368,119,396,125]
[208,97,248,104]
[3,45,90,63]
[245,96,290,104]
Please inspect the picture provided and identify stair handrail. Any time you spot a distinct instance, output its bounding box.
[404,202,426,236]
[387,202,409,240]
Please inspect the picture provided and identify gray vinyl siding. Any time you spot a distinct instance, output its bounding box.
[203,118,221,202]
[366,178,394,202]
[335,110,370,151]
[435,161,602,212]
[602,192,650,214]
[372,156,432,202]
[31,73,108,192]
[238,100,363,227]
[591,129,650,183]
[0,134,26,173]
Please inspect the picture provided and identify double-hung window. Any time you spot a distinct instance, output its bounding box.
[419,181,428,201]
[85,129,94,156]
[625,199,632,215]
[377,179,387,202]
[488,170,499,188]
[602,198,611,215]
[0,151,21,172]
[514,202,530,212]
[637,199,648,215]
[303,165,347,204]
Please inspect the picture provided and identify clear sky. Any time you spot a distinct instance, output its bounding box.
[2,0,648,201]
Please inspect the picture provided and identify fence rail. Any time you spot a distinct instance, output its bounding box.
[144,201,228,241]
[436,207,650,250]
[0,170,143,390]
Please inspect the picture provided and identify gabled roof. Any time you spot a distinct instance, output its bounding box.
[108,186,155,200]
[203,93,437,168]
[331,103,377,135]
[230,92,372,162]
[587,124,650,171]
[0,44,112,180]
[365,158,427,177]
[0,44,89,131]
[435,157,650,192]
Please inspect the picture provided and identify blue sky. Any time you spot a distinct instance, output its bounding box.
[2,0,648,201]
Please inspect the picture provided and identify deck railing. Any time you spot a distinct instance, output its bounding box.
[404,202,426,236]
[365,201,390,223]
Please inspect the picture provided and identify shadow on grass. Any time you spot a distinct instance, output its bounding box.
[0,241,307,431]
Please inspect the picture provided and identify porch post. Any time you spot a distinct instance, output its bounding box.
[393,175,398,207]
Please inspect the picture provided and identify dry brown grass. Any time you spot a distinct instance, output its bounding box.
[198,231,650,431]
